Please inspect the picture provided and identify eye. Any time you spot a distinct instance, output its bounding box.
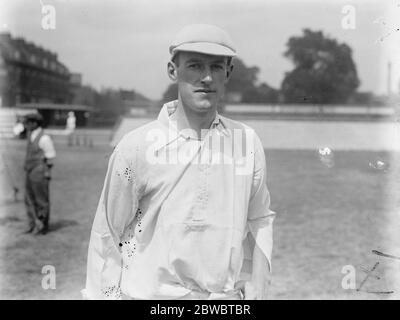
[188,63,201,70]
[211,64,224,71]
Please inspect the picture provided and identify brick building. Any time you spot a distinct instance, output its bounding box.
[0,33,95,129]
[0,32,72,106]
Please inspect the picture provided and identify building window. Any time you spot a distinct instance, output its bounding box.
[14,50,21,60]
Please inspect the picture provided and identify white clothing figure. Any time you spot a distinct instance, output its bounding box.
[66,111,76,133]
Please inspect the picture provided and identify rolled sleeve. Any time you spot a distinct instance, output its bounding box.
[38,135,56,159]
[84,145,140,299]
[246,134,276,271]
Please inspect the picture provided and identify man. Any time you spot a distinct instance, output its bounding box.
[84,24,275,300]
[66,111,76,146]
[23,113,56,235]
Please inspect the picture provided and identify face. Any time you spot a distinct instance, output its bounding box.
[24,120,38,132]
[168,51,232,113]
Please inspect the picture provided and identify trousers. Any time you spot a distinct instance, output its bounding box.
[24,165,50,230]
[121,289,243,300]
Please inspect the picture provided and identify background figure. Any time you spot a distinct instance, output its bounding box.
[66,111,76,146]
[23,113,56,235]
[66,111,76,132]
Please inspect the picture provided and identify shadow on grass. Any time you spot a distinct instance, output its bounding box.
[0,216,22,226]
[49,219,79,232]
[0,216,78,232]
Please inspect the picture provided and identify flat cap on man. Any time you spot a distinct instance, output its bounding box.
[24,112,43,125]
[169,24,237,58]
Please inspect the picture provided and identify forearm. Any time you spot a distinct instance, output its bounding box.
[251,244,271,285]
[243,240,272,300]
[85,230,123,299]
[85,147,138,299]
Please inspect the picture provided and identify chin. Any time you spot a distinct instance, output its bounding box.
[194,99,216,111]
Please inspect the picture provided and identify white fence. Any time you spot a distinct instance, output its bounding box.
[111,117,400,151]
[223,104,395,116]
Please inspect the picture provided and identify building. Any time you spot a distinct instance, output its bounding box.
[0,33,94,128]
[0,32,73,106]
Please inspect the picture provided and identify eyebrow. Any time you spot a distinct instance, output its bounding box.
[185,59,203,64]
[185,58,226,64]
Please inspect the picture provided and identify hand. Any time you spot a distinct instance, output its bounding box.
[44,169,51,180]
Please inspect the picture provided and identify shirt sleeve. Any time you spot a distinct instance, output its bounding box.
[83,145,140,299]
[38,135,56,159]
[246,133,276,272]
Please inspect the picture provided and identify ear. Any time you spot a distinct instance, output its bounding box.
[167,61,178,82]
[225,64,234,83]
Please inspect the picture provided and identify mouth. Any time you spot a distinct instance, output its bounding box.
[194,89,216,94]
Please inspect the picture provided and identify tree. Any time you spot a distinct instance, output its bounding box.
[242,83,280,103]
[93,88,125,125]
[226,58,260,94]
[281,29,360,104]
[162,82,178,103]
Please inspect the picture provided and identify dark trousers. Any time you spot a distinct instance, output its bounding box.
[24,165,50,230]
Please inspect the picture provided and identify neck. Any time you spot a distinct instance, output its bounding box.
[29,127,40,133]
[171,100,216,139]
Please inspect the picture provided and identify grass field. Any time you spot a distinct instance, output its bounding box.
[0,135,399,300]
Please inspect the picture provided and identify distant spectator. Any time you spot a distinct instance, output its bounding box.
[66,111,76,133]
[23,113,56,235]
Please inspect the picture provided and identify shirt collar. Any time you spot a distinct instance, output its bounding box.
[30,127,42,141]
[157,100,228,142]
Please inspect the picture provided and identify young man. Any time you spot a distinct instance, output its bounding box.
[23,113,56,235]
[84,24,275,300]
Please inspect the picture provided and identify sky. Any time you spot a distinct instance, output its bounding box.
[0,0,399,100]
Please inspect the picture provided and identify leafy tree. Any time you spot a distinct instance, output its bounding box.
[92,88,125,125]
[242,83,280,103]
[226,58,260,94]
[281,29,360,104]
[162,82,178,103]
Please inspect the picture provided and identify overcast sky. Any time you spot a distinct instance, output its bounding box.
[1,0,399,100]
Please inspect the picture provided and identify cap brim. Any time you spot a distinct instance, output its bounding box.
[171,42,236,57]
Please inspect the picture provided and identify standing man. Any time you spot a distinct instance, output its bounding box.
[84,24,276,300]
[23,113,56,235]
[66,111,76,146]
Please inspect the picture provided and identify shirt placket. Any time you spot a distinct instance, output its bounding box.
[190,127,216,223]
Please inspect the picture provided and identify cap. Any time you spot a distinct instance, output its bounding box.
[24,112,43,125]
[169,24,236,58]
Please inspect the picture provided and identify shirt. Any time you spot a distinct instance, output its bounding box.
[30,127,56,159]
[83,100,275,300]
[66,115,76,131]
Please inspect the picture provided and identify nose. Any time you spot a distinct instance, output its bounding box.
[201,67,213,84]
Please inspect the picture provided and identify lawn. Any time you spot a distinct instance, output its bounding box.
[0,135,399,299]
